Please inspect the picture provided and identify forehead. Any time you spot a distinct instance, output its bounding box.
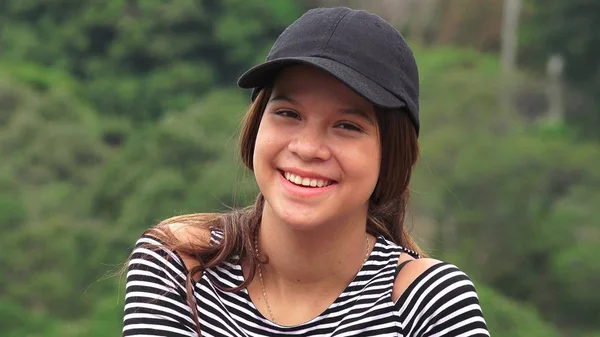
[270,65,374,111]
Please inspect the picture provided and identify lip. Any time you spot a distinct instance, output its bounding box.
[278,167,336,182]
[278,170,337,197]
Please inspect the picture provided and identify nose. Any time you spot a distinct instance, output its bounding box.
[287,126,331,162]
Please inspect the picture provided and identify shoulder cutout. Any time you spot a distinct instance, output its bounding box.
[392,257,442,302]
[168,222,211,281]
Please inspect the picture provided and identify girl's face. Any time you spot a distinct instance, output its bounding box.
[253,65,381,231]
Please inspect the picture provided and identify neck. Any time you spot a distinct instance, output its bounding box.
[256,202,372,292]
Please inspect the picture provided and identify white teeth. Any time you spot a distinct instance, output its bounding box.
[282,171,332,188]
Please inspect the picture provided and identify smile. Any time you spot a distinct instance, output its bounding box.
[282,171,334,188]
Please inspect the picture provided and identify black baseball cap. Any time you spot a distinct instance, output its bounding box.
[237,7,420,135]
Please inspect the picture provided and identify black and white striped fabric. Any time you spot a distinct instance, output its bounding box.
[123,230,489,336]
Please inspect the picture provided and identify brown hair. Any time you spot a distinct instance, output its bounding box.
[137,87,423,334]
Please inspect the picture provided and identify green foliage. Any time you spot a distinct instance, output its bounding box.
[1,0,304,124]
[478,285,562,337]
[0,61,77,92]
[0,214,117,321]
[0,79,105,186]
[0,299,58,337]
[521,0,600,140]
[87,89,257,239]
[411,46,600,331]
[0,193,27,230]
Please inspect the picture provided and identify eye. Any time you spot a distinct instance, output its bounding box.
[336,122,363,132]
[274,110,300,119]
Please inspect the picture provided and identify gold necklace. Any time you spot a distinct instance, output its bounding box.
[254,232,370,323]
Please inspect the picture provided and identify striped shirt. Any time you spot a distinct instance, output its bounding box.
[123,230,489,336]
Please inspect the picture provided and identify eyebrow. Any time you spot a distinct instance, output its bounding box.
[339,107,376,126]
[269,95,299,105]
[268,94,376,126]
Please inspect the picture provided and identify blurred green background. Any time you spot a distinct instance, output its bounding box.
[0,0,598,336]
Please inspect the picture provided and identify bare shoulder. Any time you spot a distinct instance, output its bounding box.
[166,222,212,279]
[391,255,443,302]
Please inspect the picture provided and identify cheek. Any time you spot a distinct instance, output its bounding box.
[253,122,280,171]
[342,141,381,187]
[367,144,382,186]
[252,130,268,172]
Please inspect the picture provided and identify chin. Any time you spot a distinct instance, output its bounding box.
[265,201,331,232]
[282,210,327,230]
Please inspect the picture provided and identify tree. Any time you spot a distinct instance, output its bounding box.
[0,0,303,124]
[520,0,600,140]
[409,46,600,330]
[87,89,257,239]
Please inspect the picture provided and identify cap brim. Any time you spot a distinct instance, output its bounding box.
[237,57,406,109]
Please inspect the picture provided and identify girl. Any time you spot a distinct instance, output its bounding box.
[122,7,489,337]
